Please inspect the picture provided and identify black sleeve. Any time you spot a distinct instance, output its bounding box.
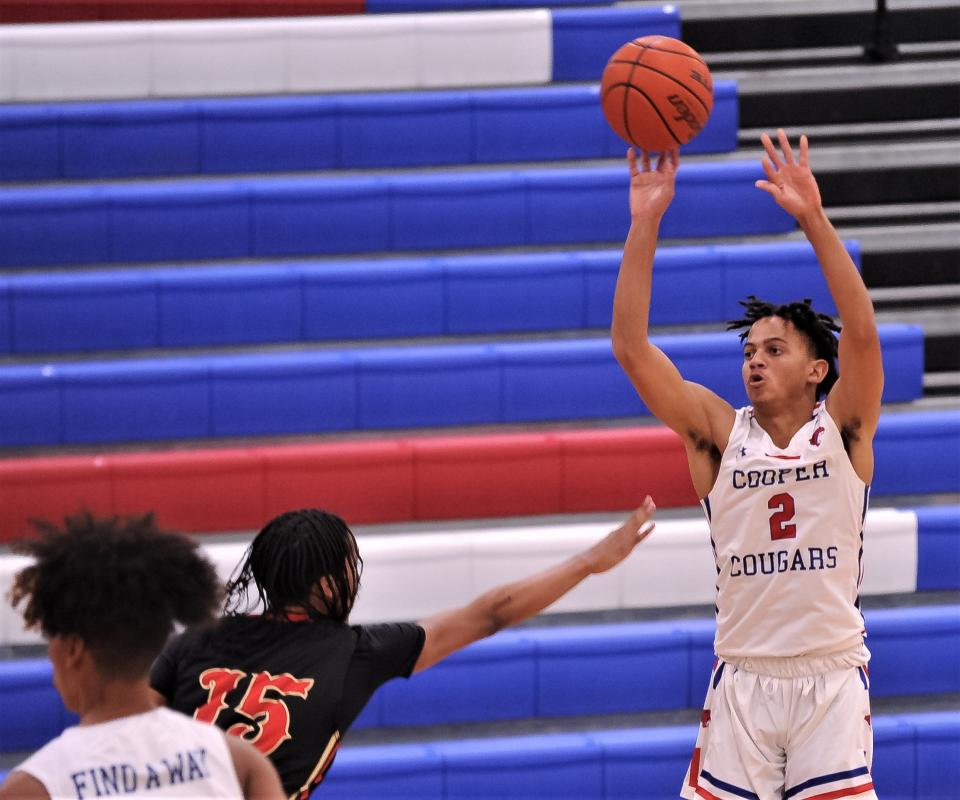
[149,632,185,701]
[338,622,425,729]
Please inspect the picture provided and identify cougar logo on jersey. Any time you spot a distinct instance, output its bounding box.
[731,459,830,489]
[809,426,826,446]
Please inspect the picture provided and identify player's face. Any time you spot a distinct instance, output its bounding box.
[741,316,817,406]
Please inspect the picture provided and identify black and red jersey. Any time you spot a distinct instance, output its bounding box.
[150,616,424,798]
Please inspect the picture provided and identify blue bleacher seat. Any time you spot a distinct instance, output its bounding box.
[0,366,61,447]
[302,259,445,341]
[339,92,473,168]
[868,606,960,696]
[322,713,959,799]
[159,266,302,347]
[210,351,357,437]
[0,82,737,181]
[874,412,960,495]
[551,7,681,82]
[0,659,76,752]
[535,623,688,716]
[1,239,851,355]
[0,185,110,267]
[11,271,159,354]
[0,105,60,181]
[318,743,443,800]
[201,96,339,174]
[62,100,200,179]
[57,359,211,444]
[0,326,922,445]
[251,177,391,257]
[4,606,956,754]
[438,733,604,799]
[916,506,960,591]
[109,182,250,263]
[357,344,502,429]
[872,715,916,799]
[378,632,537,727]
[0,162,793,269]
[444,252,584,335]
[911,711,960,798]
[588,726,697,800]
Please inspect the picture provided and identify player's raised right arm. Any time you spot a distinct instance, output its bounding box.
[611,149,732,467]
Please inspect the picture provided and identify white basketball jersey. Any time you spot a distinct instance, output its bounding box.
[15,707,244,799]
[703,403,869,658]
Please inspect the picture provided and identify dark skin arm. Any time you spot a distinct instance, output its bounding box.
[226,735,286,800]
[0,771,48,799]
[413,499,656,672]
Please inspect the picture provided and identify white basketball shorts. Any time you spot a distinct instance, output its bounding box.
[680,658,877,800]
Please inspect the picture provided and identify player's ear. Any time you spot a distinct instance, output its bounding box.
[809,358,829,386]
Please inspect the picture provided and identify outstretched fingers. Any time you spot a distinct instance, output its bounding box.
[799,134,810,168]
[776,128,795,164]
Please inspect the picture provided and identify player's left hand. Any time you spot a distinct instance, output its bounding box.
[755,129,823,223]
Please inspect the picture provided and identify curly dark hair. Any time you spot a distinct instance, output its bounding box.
[225,508,362,624]
[727,295,841,399]
[9,512,220,679]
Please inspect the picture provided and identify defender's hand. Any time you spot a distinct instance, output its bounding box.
[583,496,656,574]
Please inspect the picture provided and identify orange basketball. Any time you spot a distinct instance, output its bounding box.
[600,35,714,152]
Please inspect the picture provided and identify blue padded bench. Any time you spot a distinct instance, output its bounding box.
[0,83,737,181]
[0,161,792,269]
[874,412,960,496]
[917,506,960,591]
[0,325,921,446]
[551,6,681,82]
[0,659,76,753]
[3,605,957,754]
[322,712,959,800]
[0,241,854,355]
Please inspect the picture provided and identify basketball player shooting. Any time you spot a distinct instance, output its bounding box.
[611,130,883,799]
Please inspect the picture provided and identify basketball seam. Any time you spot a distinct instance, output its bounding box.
[617,83,684,150]
[621,44,643,149]
[626,45,706,64]
[625,62,712,116]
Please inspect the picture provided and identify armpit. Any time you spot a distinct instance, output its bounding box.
[688,430,722,463]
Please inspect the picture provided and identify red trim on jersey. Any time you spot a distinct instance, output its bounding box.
[803,782,875,800]
[764,454,802,460]
[695,787,724,800]
[688,748,701,788]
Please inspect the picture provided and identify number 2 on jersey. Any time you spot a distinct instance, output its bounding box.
[767,492,797,540]
[195,668,315,755]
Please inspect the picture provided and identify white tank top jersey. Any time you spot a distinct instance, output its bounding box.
[703,403,869,660]
[14,707,244,799]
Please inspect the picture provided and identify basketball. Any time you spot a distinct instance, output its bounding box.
[600,35,714,152]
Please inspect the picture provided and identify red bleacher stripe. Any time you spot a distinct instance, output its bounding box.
[0,426,694,539]
[0,0,364,23]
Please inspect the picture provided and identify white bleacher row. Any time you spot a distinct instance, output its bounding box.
[0,507,918,646]
[0,9,551,102]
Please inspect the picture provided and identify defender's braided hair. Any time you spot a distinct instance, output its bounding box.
[727,296,841,399]
[225,508,362,624]
[10,512,220,678]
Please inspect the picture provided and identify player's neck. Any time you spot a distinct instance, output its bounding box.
[752,399,818,449]
[76,676,157,726]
